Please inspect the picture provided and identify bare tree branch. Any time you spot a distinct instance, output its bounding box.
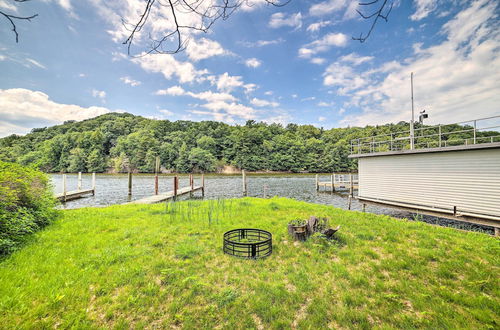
[123,0,289,56]
[353,0,393,43]
[0,0,38,42]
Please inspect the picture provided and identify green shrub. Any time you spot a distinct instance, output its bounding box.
[0,161,59,255]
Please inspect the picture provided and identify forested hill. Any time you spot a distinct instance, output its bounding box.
[0,113,481,173]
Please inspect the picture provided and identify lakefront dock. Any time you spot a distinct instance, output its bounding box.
[126,174,205,204]
[56,173,95,202]
[316,173,358,192]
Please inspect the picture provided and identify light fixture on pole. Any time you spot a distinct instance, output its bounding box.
[419,110,428,125]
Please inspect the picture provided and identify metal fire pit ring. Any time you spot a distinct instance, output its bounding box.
[223,228,272,259]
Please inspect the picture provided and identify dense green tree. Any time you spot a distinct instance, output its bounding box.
[188,147,216,172]
[2,112,493,174]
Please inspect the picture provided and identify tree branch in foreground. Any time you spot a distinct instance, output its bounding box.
[0,0,38,42]
[352,0,393,43]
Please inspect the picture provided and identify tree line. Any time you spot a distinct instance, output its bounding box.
[0,113,493,173]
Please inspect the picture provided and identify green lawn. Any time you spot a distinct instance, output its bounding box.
[0,198,498,329]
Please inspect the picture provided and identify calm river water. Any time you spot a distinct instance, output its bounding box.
[50,173,491,233]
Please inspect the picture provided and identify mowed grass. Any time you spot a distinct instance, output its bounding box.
[0,198,498,329]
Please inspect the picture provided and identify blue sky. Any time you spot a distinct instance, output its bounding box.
[0,0,499,136]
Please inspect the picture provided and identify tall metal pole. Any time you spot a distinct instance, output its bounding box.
[410,72,415,150]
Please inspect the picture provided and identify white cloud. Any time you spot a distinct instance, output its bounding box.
[323,62,369,93]
[245,58,261,68]
[120,76,141,86]
[244,83,258,94]
[159,109,174,116]
[411,0,438,21]
[306,20,332,33]
[264,91,273,96]
[0,0,17,12]
[269,12,302,29]
[26,58,46,69]
[317,101,333,107]
[301,96,316,101]
[0,55,6,61]
[216,72,244,92]
[309,0,347,16]
[299,32,348,58]
[318,116,327,122]
[311,57,326,65]
[92,89,106,99]
[239,38,285,47]
[341,0,500,126]
[155,86,185,96]
[340,53,374,66]
[0,88,112,136]
[250,98,279,107]
[132,54,205,84]
[186,38,227,61]
[78,73,86,77]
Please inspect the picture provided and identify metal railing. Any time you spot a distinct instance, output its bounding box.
[350,115,500,155]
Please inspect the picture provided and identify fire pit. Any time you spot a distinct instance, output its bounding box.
[223,228,272,259]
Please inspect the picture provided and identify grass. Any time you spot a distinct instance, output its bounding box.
[0,197,498,329]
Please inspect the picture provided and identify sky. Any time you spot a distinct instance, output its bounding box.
[0,0,499,137]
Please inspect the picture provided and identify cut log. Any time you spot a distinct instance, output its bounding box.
[322,225,341,239]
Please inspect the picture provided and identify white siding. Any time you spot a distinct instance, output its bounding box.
[358,148,500,219]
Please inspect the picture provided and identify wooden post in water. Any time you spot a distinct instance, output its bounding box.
[154,157,160,195]
[189,174,194,197]
[173,176,178,200]
[349,173,354,196]
[62,174,67,202]
[362,203,366,212]
[201,174,205,197]
[78,172,82,191]
[315,174,319,191]
[347,195,352,210]
[128,171,132,196]
[242,170,247,196]
[331,173,335,193]
[92,173,96,195]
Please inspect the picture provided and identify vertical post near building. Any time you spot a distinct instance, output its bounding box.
[439,125,442,148]
[410,72,415,150]
[473,120,477,144]
[331,174,335,193]
[78,172,82,191]
[128,171,132,196]
[62,174,67,202]
[315,174,319,191]
[92,173,96,195]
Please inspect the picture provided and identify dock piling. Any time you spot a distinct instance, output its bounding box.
[173,176,178,200]
[62,174,67,202]
[201,174,205,197]
[242,170,247,196]
[154,157,160,195]
[128,171,132,196]
[315,174,319,191]
[92,173,96,195]
[331,174,335,192]
[78,172,82,191]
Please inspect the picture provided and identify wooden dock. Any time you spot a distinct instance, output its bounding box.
[316,173,358,192]
[56,189,94,202]
[127,186,203,204]
[126,174,205,205]
[57,172,95,203]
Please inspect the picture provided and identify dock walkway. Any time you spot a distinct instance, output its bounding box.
[56,188,94,202]
[316,173,358,192]
[126,185,203,204]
